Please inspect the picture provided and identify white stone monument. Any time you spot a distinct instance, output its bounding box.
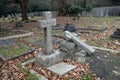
[39,11,56,55]
[35,11,62,67]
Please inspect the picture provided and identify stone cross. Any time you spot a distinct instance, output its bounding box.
[64,31,95,55]
[39,11,56,55]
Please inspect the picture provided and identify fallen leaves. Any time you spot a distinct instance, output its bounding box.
[24,59,98,80]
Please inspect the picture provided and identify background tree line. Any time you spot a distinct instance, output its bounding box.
[0,0,120,20]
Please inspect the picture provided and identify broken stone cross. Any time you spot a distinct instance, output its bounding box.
[64,31,95,55]
[39,11,56,55]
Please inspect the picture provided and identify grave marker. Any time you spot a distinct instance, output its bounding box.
[36,11,62,67]
[65,31,95,55]
[38,11,56,55]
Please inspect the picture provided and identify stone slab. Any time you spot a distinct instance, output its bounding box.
[47,62,76,76]
[0,32,33,40]
[0,44,34,61]
[0,39,14,47]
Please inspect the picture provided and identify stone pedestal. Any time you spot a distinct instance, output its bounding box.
[35,50,62,67]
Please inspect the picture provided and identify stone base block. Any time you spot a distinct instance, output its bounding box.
[35,50,62,67]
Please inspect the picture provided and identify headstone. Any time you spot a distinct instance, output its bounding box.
[47,62,76,76]
[35,11,62,67]
[11,14,14,19]
[15,13,19,20]
[111,28,120,39]
[63,23,76,32]
[7,14,12,20]
[2,16,5,21]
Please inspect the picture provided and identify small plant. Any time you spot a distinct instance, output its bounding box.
[80,74,93,80]
[25,74,39,80]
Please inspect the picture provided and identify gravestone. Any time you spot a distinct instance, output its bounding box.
[64,31,95,55]
[60,31,95,60]
[7,14,12,20]
[111,28,120,39]
[2,16,5,21]
[63,23,76,32]
[39,11,56,54]
[35,11,62,67]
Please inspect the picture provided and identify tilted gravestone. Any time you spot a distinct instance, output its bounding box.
[35,11,62,67]
[60,31,95,60]
[64,31,95,55]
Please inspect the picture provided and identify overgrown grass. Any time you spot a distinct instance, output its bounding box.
[0,43,30,59]
[76,16,120,28]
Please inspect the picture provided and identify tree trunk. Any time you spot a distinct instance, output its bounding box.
[19,0,28,21]
[58,0,67,16]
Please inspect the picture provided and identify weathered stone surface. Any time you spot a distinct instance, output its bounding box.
[0,39,14,47]
[77,57,86,63]
[60,40,80,53]
[76,50,87,57]
[63,23,76,32]
[35,50,62,67]
[65,31,95,55]
[47,62,76,76]
[38,11,56,55]
[0,32,33,40]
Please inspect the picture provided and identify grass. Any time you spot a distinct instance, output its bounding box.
[0,43,30,59]
[80,74,94,80]
[52,30,64,36]
[76,16,120,28]
[25,74,39,80]
[87,37,115,48]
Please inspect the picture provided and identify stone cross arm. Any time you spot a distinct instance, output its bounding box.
[39,19,56,28]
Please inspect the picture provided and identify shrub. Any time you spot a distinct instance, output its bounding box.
[84,6,92,12]
[67,5,83,14]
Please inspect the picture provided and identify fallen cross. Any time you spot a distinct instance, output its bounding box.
[64,31,95,55]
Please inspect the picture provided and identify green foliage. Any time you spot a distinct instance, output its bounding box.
[80,74,93,80]
[67,5,83,14]
[84,6,92,12]
[25,74,39,80]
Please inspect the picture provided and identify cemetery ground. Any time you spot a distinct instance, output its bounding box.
[0,16,120,80]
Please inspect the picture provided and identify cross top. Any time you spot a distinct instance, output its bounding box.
[39,11,56,28]
[43,11,52,20]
